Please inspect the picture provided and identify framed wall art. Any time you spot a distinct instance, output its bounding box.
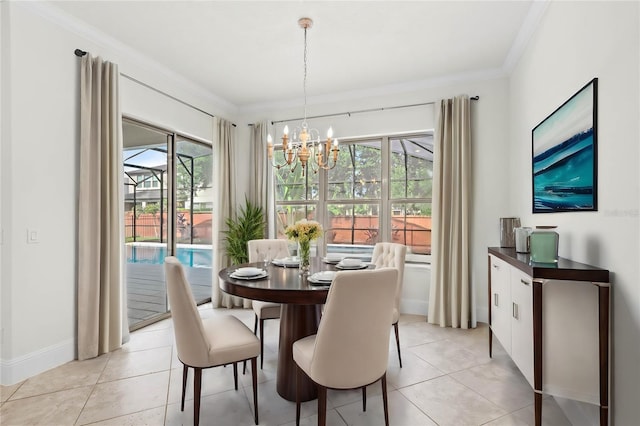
[532,78,598,213]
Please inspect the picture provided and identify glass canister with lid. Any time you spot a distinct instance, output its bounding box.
[529,226,559,263]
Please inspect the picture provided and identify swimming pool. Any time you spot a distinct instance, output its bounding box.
[126,244,212,268]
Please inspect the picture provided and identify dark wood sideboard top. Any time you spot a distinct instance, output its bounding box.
[488,247,610,283]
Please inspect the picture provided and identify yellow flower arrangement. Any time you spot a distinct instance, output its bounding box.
[284,219,323,243]
[284,219,322,274]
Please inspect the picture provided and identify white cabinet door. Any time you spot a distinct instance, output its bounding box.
[510,268,534,387]
[489,255,511,354]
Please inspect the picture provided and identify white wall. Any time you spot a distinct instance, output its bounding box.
[509,2,639,424]
[121,77,214,142]
[0,1,8,364]
[239,77,512,321]
[0,2,231,384]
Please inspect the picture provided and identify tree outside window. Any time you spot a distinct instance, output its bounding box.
[274,132,432,261]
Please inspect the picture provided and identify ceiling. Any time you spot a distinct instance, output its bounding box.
[50,1,537,111]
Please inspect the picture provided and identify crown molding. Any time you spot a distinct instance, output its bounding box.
[502,0,550,73]
[16,1,238,116]
[15,1,547,119]
[239,67,506,115]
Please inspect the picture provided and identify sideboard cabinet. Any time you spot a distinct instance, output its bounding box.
[487,247,610,426]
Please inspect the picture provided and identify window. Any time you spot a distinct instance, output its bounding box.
[275,132,433,262]
[388,136,433,258]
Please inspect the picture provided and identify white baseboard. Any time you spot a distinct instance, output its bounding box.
[1,338,75,386]
[554,396,600,426]
[400,298,428,316]
[476,306,488,323]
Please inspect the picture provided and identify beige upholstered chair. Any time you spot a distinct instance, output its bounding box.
[371,242,407,367]
[293,268,398,426]
[165,257,260,426]
[247,239,290,368]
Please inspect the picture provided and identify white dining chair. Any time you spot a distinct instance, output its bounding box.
[165,257,260,426]
[247,238,290,368]
[371,242,407,367]
[293,268,398,426]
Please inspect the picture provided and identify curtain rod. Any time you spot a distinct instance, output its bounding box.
[269,96,479,126]
[74,49,237,127]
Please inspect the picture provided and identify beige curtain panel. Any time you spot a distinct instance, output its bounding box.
[211,118,249,308]
[249,121,269,236]
[77,54,127,360]
[428,95,472,329]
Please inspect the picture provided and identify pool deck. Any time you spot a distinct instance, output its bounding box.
[126,263,212,328]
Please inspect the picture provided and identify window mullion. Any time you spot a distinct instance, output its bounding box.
[380,136,390,242]
[318,168,327,252]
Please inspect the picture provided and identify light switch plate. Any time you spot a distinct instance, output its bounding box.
[27,228,39,244]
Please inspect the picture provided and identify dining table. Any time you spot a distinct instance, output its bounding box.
[218,256,371,402]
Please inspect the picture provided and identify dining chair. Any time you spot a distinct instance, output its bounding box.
[371,242,407,367]
[247,238,290,369]
[293,268,398,426]
[165,257,260,426]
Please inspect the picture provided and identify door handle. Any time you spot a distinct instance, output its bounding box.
[494,293,498,307]
[520,278,530,286]
[512,302,519,319]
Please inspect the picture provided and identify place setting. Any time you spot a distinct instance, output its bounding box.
[229,266,269,280]
[271,257,300,268]
[308,270,337,286]
[335,258,368,270]
[321,253,343,264]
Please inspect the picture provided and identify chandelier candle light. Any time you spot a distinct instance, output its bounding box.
[267,17,340,176]
[284,219,323,275]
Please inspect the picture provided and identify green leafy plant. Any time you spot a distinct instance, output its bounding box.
[224,198,265,265]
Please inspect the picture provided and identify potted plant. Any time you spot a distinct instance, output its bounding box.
[224,198,265,265]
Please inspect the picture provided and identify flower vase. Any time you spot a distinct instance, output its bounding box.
[298,240,311,275]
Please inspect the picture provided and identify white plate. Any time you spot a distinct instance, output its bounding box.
[308,271,336,285]
[230,271,268,280]
[232,267,265,277]
[321,257,341,264]
[335,263,368,270]
[340,258,363,267]
[314,271,336,280]
[324,254,343,262]
[272,257,300,267]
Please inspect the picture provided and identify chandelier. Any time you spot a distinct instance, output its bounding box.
[267,17,340,176]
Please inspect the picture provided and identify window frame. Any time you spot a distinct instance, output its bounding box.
[274,131,433,264]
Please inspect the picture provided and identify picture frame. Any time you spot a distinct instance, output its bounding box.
[532,78,598,213]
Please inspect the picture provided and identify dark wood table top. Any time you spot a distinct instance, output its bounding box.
[488,247,610,283]
[219,257,354,305]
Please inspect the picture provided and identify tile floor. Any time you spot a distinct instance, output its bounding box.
[0,305,571,425]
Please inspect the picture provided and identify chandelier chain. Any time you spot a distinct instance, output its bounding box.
[303,26,308,125]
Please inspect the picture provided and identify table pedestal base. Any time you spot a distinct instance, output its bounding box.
[277,304,322,402]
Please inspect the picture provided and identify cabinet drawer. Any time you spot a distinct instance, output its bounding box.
[489,255,511,353]
[510,268,534,386]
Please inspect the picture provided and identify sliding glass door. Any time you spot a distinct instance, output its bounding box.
[123,119,212,330]
[173,137,213,308]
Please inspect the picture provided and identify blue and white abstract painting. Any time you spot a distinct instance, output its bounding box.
[532,79,597,212]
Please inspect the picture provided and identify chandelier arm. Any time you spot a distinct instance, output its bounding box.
[270,151,290,169]
[308,154,319,174]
